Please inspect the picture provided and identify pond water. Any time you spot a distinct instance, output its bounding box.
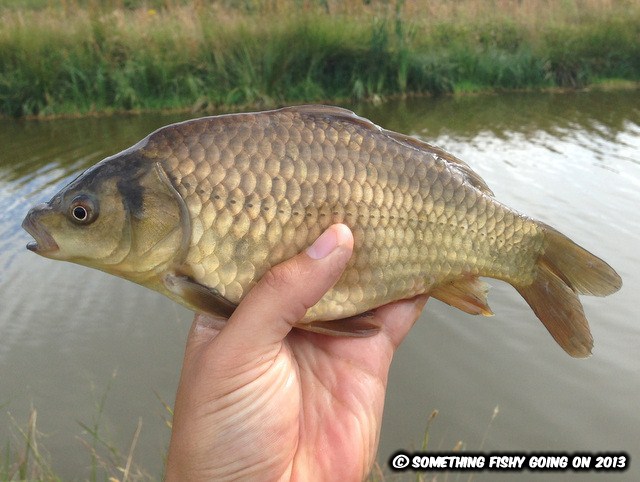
[1,91,639,480]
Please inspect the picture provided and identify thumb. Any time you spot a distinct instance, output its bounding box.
[208,224,354,363]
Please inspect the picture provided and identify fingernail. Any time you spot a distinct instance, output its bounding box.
[306,227,339,259]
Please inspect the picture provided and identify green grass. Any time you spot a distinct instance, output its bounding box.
[1,0,639,117]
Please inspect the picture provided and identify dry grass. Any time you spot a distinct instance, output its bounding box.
[1,377,156,482]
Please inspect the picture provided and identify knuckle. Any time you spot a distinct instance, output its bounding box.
[261,262,299,293]
[260,261,309,324]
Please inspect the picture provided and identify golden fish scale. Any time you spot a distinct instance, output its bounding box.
[141,108,543,321]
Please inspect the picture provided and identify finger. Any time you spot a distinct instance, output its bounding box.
[180,313,226,366]
[212,224,354,359]
[377,295,429,349]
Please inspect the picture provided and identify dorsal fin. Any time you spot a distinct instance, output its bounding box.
[284,105,494,196]
[386,132,495,196]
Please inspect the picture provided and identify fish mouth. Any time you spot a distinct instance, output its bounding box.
[22,205,59,255]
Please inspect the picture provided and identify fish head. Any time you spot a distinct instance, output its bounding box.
[22,151,190,281]
[22,170,127,264]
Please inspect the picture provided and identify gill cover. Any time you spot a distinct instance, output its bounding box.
[110,161,191,279]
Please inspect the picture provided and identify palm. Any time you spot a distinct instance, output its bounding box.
[167,298,425,481]
[288,329,394,480]
[221,298,425,481]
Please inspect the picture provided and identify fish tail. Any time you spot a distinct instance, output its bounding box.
[516,225,622,358]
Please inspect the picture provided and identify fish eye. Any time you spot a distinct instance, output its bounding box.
[73,206,88,221]
[69,195,98,225]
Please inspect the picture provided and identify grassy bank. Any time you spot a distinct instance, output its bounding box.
[1,0,639,117]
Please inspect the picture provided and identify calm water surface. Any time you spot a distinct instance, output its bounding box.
[1,91,639,480]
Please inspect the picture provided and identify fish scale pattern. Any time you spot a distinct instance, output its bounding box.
[141,106,543,321]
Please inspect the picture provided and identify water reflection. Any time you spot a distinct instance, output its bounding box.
[353,90,640,144]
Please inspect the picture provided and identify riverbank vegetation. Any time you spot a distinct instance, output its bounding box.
[1,380,160,481]
[1,0,639,116]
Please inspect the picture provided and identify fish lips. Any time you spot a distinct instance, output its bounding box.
[22,204,59,255]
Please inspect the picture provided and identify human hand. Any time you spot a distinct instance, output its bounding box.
[165,224,428,481]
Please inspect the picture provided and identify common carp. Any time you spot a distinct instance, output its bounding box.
[22,105,621,357]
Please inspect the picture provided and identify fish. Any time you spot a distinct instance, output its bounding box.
[22,105,622,357]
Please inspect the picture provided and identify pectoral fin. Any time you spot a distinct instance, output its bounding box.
[297,311,381,337]
[431,277,494,316]
[163,273,237,318]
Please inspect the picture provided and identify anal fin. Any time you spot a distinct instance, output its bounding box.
[297,311,381,337]
[431,277,494,316]
[163,273,237,318]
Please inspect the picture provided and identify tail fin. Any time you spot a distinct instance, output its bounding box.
[516,226,622,358]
